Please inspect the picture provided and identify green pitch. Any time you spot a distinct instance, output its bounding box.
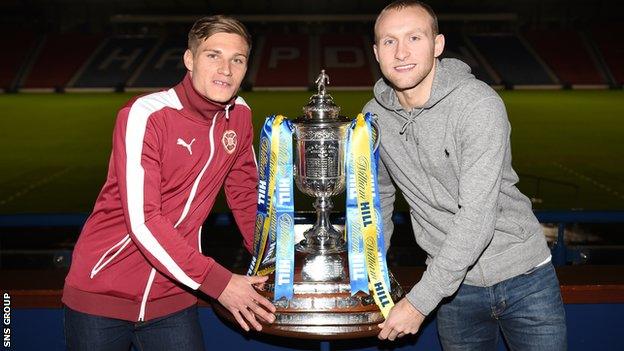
[0,90,622,214]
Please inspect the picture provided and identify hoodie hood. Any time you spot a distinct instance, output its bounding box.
[373,58,475,117]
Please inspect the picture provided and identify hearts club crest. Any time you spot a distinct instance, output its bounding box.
[222,130,237,154]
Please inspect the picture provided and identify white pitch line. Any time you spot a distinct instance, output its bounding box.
[553,162,624,201]
[0,166,73,207]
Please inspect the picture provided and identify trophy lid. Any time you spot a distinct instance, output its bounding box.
[298,70,349,123]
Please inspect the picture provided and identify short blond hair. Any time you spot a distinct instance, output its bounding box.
[188,15,251,53]
[374,0,439,42]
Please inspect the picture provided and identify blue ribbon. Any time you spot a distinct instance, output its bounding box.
[247,116,276,275]
[368,113,391,290]
[273,119,295,301]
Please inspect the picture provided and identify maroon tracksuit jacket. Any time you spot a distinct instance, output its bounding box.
[63,74,257,321]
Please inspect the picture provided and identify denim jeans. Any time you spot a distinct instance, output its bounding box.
[64,305,204,351]
[436,263,567,351]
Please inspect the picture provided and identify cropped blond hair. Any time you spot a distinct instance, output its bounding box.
[188,15,251,53]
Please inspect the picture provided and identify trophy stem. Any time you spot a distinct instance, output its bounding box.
[296,197,345,254]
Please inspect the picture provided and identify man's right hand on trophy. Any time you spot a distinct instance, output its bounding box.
[217,274,276,332]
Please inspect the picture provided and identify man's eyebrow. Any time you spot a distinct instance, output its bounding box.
[201,48,222,54]
[411,28,428,34]
[202,48,248,58]
[378,28,429,41]
[378,33,397,39]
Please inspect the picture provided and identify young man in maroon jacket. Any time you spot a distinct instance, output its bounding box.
[62,15,275,350]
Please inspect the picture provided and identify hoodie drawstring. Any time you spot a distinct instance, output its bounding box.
[399,120,412,136]
[225,104,231,120]
[399,108,424,141]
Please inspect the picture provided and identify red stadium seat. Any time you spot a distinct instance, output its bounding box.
[22,33,103,89]
[319,34,375,87]
[591,25,624,85]
[253,34,310,88]
[0,31,36,89]
[524,30,605,85]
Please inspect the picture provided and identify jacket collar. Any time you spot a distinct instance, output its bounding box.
[174,72,236,124]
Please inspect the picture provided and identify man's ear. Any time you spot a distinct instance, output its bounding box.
[183,49,194,72]
[373,44,379,63]
[434,34,445,58]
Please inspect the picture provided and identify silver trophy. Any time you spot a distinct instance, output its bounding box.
[292,69,351,255]
[214,71,402,339]
[273,71,402,337]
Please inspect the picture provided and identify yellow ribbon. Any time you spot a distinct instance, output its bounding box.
[352,113,394,318]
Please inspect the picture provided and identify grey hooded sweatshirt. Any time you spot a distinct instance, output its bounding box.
[363,58,551,316]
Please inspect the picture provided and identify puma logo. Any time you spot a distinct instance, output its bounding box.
[177,138,196,155]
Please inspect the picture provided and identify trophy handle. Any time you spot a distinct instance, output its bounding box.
[370,116,381,152]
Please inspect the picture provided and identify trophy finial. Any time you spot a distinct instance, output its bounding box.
[315,69,330,96]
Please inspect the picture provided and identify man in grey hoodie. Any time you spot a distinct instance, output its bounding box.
[364,1,567,349]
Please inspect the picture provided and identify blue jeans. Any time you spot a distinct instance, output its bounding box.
[436,263,567,351]
[64,305,204,351]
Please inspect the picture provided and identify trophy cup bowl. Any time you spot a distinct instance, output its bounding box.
[291,93,351,254]
[212,71,403,339]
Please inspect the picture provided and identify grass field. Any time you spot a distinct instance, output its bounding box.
[0,90,623,214]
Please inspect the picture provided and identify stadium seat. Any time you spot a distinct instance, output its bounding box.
[524,30,606,85]
[318,34,376,87]
[253,34,310,88]
[128,36,187,88]
[469,33,555,86]
[71,36,159,88]
[440,32,496,84]
[590,25,624,85]
[22,33,104,89]
[0,31,36,90]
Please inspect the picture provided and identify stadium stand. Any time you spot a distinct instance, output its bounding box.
[318,34,376,87]
[22,33,103,89]
[5,22,618,91]
[253,34,310,88]
[469,33,556,86]
[590,25,624,85]
[0,31,36,91]
[127,36,186,88]
[439,32,496,85]
[71,36,159,88]
[524,30,606,86]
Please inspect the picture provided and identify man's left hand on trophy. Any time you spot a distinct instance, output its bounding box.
[217,274,277,332]
[377,298,425,340]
